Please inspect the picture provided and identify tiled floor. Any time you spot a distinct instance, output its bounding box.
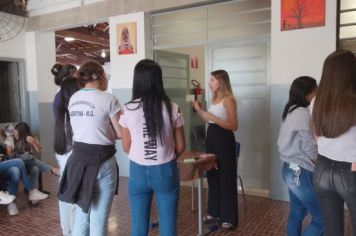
[0,174,352,235]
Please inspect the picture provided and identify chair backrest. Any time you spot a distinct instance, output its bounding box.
[235,141,240,158]
[192,125,206,150]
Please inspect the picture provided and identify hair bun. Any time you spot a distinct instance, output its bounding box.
[51,64,63,76]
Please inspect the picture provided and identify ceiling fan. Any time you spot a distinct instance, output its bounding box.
[0,0,28,42]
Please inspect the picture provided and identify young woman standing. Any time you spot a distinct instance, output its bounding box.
[278,76,323,235]
[312,50,356,236]
[192,70,238,232]
[54,77,80,236]
[119,59,185,236]
[51,63,77,118]
[58,61,121,236]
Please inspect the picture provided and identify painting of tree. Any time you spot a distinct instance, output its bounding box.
[281,0,325,31]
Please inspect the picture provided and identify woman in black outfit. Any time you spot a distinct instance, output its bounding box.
[192,70,238,232]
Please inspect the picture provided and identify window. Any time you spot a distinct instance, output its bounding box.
[338,0,356,52]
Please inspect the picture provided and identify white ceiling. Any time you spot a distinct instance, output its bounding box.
[27,0,104,17]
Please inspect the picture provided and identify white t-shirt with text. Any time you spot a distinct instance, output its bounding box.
[119,101,184,165]
[69,89,121,145]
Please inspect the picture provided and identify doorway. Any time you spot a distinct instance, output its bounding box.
[154,46,206,151]
[0,59,27,130]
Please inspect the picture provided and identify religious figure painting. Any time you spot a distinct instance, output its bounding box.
[117,22,137,55]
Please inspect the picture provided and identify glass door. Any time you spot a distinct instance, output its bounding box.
[154,50,191,150]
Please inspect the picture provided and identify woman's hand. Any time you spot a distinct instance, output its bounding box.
[27,136,43,153]
[191,100,202,112]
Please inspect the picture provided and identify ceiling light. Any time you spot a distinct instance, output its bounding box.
[64,37,75,42]
[101,50,106,58]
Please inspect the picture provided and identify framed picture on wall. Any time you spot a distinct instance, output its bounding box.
[281,0,325,31]
[116,22,137,55]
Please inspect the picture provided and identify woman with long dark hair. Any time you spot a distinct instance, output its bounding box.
[58,61,121,236]
[119,59,185,236]
[51,63,77,118]
[192,70,238,232]
[277,76,323,235]
[54,77,80,236]
[13,122,59,178]
[312,50,356,235]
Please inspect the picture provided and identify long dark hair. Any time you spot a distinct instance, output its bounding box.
[14,122,33,153]
[313,50,356,137]
[282,76,317,120]
[130,59,172,142]
[15,122,32,141]
[51,63,77,86]
[54,77,80,154]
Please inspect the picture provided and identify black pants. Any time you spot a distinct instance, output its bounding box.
[313,154,356,236]
[206,123,238,226]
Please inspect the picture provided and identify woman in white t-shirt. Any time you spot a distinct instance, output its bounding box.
[119,59,185,236]
[58,61,121,236]
[311,50,356,236]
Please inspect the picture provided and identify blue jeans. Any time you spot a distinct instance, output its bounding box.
[27,158,52,188]
[129,160,180,236]
[282,162,324,236]
[56,152,75,236]
[73,156,117,236]
[0,159,33,194]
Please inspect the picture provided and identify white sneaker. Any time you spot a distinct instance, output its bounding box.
[7,202,19,216]
[0,191,15,205]
[29,189,49,201]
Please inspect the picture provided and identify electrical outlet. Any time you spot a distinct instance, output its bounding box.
[186,94,195,102]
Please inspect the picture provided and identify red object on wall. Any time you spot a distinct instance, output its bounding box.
[281,0,325,31]
[190,54,198,69]
[194,84,202,100]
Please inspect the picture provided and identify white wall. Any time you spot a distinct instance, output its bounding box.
[109,12,152,177]
[0,29,26,60]
[109,12,152,89]
[27,0,105,17]
[271,0,337,84]
[25,32,38,92]
[33,32,57,103]
[269,0,337,200]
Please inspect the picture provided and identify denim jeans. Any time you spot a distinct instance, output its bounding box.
[24,157,51,188]
[73,156,117,236]
[129,160,180,236]
[313,155,356,236]
[282,162,324,236]
[56,152,75,236]
[0,159,33,194]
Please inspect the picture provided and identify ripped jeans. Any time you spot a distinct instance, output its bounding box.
[282,162,324,236]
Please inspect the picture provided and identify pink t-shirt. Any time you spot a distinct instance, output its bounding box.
[119,101,184,165]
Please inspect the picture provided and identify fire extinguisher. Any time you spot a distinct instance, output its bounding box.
[191,79,202,103]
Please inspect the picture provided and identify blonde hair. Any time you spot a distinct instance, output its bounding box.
[211,70,233,101]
